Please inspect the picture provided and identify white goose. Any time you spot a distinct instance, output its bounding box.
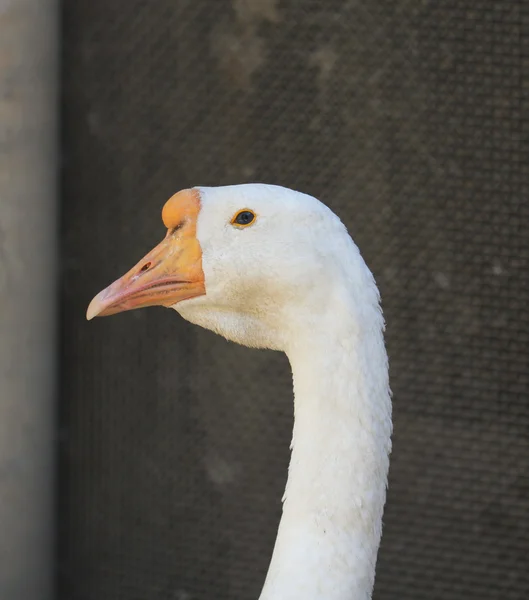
[87,184,392,600]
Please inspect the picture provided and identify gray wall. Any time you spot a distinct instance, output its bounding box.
[60,2,529,600]
[0,1,58,599]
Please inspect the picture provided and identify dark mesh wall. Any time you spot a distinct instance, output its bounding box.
[59,1,529,599]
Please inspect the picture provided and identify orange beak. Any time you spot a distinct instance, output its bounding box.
[86,189,205,320]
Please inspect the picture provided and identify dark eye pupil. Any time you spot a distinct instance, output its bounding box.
[236,211,254,225]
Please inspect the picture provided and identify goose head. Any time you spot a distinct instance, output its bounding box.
[87,184,366,351]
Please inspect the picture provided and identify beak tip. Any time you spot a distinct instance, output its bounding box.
[86,295,103,321]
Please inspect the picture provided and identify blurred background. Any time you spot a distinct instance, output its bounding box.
[1,1,528,599]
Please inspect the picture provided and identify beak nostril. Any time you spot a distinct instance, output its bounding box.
[140,262,151,273]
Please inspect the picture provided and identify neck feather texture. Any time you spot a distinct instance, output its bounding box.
[258,278,392,600]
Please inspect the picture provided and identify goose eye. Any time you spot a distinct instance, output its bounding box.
[232,209,256,227]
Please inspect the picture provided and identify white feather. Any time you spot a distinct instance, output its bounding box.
[174,184,392,600]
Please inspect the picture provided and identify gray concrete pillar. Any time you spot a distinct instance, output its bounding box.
[0,1,58,599]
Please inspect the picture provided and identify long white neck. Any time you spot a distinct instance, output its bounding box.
[258,279,392,600]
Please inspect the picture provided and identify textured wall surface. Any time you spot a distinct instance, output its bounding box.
[60,1,529,599]
[0,1,58,599]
